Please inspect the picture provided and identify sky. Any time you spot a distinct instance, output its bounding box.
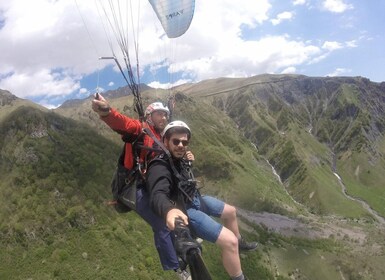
[0,0,384,108]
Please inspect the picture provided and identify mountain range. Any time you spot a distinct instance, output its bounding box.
[1,74,385,279]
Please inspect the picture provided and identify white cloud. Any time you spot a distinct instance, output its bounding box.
[147,81,170,89]
[281,67,297,74]
[323,0,353,13]
[79,88,88,94]
[322,41,343,51]
[0,68,80,99]
[271,11,294,26]
[309,41,352,64]
[320,40,356,53]
[293,0,307,5]
[0,0,370,105]
[96,86,105,93]
[309,53,329,64]
[345,40,357,48]
[327,68,351,77]
[171,35,322,80]
[41,103,60,110]
[0,0,110,100]
[148,79,192,89]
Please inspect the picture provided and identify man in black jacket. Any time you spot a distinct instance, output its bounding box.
[146,121,257,280]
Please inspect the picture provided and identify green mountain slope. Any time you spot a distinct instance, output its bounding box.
[0,104,271,279]
[2,73,385,279]
[179,74,385,219]
[0,105,183,279]
[1,89,47,122]
[53,74,385,220]
[55,89,301,215]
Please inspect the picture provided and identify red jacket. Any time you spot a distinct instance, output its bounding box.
[101,108,161,170]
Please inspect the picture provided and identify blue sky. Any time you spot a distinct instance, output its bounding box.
[0,0,384,108]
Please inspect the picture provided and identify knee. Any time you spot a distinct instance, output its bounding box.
[219,230,239,252]
[223,204,237,220]
[229,205,237,217]
[226,233,239,252]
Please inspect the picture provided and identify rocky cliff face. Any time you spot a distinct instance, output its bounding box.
[0,89,17,106]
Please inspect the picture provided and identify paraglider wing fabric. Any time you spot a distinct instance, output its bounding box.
[148,0,195,38]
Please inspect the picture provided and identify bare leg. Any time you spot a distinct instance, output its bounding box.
[215,226,242,277]
[221,203,258,252]
[220,204,241,239]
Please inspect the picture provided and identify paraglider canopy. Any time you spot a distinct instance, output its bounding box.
[77,0,195,119]
[148,0,195,38]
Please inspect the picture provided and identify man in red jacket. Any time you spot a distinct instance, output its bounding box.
[92,93,192,280]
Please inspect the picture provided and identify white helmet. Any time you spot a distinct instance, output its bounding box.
[145,102,170,116]
[161,121,191,138]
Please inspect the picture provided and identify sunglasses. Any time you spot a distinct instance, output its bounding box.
[171,139,189,146]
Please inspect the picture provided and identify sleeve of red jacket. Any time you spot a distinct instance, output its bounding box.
[100,108,142,135]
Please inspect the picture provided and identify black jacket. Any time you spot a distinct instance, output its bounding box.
[146,154,195,220]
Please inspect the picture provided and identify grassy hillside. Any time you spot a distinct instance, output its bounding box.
[181,75,385,219]
[0,105,270,279]
[0,89,47,122]
[0,106,179,279]
[2,74,384,279]
[55,89,301,215]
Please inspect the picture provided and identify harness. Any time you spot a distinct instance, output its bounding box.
[121,124,163,177]
[144,129,199,203]
[109,124,163,212]
[112,124,199,212]
[147,131,209,240]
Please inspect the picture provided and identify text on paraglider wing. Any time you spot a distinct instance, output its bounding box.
[166,10,184,20]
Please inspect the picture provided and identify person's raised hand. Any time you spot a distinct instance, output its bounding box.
[92,93,110,117]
